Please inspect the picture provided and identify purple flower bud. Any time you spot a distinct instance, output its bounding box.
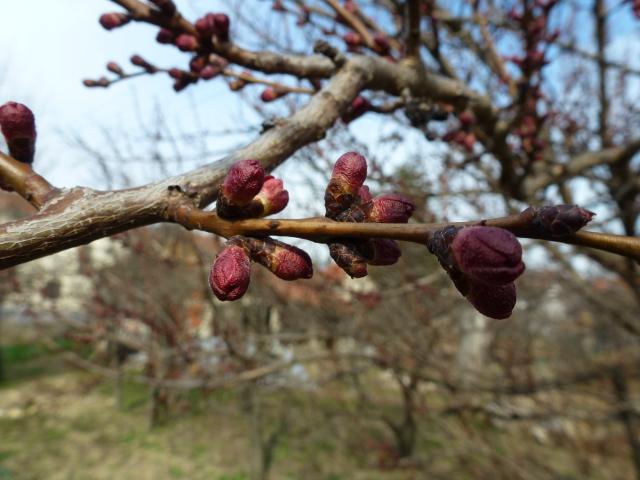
[343,31,362,48]
[373,33,390,55]
[213,13,230,41]
[325,151,368,218]
[467,281,517,320]
[248,238,313,280]
[329,242,368,278]
[99,13,130,30]
[523,204,595,237]
[209,244,251,301]
[254,175,289,216]
[341,96,371,123]
[156,28,175,44]
[221,159,266,205]
[0,102,37,164]
[365,239,401,266]
[451,226,525,286]
[366,193,415,223]
[176,34,200,52]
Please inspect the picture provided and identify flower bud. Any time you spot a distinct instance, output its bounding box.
[260,87,283,102]
[221,159,265,205]
[467,281,517,320]
[324,151,368,218]
[213,13,230,41]
[357,185,372,204]
[106,61,124,76]
[522,204,595,237]
[373,33,390,55]
[343,31,362,49]
[130,55,157,73]
[200,65,220,80]
[329,242,368,278]
[176,34,200,52]
[248,238,313,280]
[341,96,371,123]
[149,0,176,16]
[362,239,401,266]
[209,243,252,301]
[0,102,37,164]
[451,226,525,286]
[156,28,175,44]
[253,176,289,216]
[99,13,130,30]
[366,193,415,223]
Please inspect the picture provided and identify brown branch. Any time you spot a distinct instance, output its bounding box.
[0,59,369,270]
[324,0,376,50]
[0,151,59,209]
[405,0,421,58]
[172,207,640,263]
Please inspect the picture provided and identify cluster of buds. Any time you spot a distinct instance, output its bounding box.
[505,1,559,164]
[209,160,311,301]
[0,102,37,165]
[442,110,476,153]
[428,226,525,319]
[216,159,289,220]
[194,12,230,42]
[427,204,594,319]
[325,152,415,278]
[95,6,232,94]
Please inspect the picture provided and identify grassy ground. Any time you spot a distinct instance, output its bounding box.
[0,343,634,480]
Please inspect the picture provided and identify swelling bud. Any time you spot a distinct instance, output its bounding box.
[451,226,525,286]
[0,102,37,164]
[248,238,313,280]
[209,242,252,301]
[325,151,368,218]
[365,193,415,223]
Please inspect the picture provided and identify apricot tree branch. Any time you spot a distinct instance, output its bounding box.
[172,207,640,263]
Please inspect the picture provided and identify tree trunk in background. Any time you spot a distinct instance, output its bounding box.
[243,382,269,480]
[610,368,640,480]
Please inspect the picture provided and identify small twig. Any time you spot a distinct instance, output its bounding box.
[170,206,640,263]
[405,0,422,58]
[0,151,59,209]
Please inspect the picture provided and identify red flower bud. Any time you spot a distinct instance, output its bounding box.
[209,244,251,301]
[254,175,289,216]
[325,151,368,218]
[220,159,266,206]
[213,13,230,41]
[176,34,200,51]
[366,193,415,223]
[373,33,390,55]
[189,55,207,73]
[156,28,175,44]
[458,110,475,127]
[99,13,130,30]
[106,61,124,76]
[341,96,371,123]
[260,88,280,102]
[451,226,525,286]
[200,65,220,80]
[522,204,595,237]
[467,282,517,320]
[343,31,362,48]
[0,102,37,164]
[249,238,313,280]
